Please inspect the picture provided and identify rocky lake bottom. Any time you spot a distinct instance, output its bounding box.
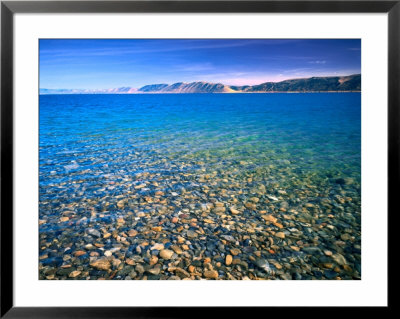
[39,93,361,280]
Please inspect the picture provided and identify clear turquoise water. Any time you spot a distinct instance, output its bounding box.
[39,93,361,280]
[39,93,360,185]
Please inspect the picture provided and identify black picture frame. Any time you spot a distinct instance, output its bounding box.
[1,0,396,317]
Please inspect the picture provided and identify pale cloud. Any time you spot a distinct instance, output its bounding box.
[309,60,327,64]
[40,40,264,58]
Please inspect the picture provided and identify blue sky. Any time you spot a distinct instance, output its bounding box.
[39,39,361,89]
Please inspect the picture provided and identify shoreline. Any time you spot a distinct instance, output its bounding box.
[39,91,361,95]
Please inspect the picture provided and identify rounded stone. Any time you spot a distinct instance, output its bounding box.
[159,249,174,260]
[225,254,233,266]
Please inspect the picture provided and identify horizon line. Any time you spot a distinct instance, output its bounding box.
[40,73,361,91]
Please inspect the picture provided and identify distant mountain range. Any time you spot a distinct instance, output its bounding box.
[39,87,138,94]
[40,74,361,95]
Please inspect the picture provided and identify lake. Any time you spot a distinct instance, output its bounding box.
[39,93,361,280]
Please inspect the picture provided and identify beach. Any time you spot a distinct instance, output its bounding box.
[39,92,361,280]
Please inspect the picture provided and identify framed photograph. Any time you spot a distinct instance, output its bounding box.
[1,0,396,316]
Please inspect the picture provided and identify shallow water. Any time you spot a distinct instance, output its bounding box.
[39,93,361,280]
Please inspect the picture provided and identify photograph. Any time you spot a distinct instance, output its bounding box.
[38,39,361,281]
